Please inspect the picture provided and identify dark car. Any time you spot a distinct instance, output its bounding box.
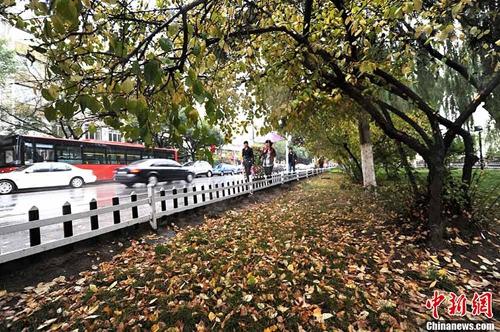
[114,159,195,187]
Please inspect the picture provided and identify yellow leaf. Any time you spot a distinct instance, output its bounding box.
[89,284,98,293]
[151,324,160,332]
[429,280,437,288]
[208,312,216,321]
[414,0,422,11]
[313,307,322,320]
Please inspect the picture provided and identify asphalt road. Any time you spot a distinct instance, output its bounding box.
[0,174,246,254]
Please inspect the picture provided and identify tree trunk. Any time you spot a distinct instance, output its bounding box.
[342,142,362,181]
[427,151,446,247]
[358,117,377,188]
[460,131,478,186]
[397,141,418,198]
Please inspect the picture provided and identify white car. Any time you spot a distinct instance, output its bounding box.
[0,162,97,194]
[183,160,213,177]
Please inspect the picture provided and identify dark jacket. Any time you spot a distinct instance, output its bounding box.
[288,152,297,165]
[242,147,254,163]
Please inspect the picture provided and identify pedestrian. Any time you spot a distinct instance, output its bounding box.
[319,157,325,169]
[261,139,276,178]
[242,140,254,181]
[288,148,297,172]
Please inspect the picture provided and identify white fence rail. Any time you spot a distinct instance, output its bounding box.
[0,168,330,264]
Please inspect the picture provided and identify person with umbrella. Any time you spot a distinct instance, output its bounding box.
[261,139,277,178]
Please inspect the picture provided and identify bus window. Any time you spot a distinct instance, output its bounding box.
[24,142,34,164]
[56,146,82,164]
[0,137,16,166]
[126,151,142,163]
[107,147,126,164]
[83,146,106,164]
[34,143,55,162]
[143,150,154,159]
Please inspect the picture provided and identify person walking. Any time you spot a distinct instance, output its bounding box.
[261,139,276,178]
[288,148,297,172]
[242,140,254,181]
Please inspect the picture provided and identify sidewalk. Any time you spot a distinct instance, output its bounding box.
[0,174,497,331]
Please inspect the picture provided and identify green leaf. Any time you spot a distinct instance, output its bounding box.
[55,0,79,25]
[144,60,161,85]
[43,107,57,121]
[57,101,76,120]
[159,37,173,52]
[193,80,205,102]
[121,78,134,94]
[41,86,58,101]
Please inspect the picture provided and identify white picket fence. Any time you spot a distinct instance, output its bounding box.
[0,168,330,264]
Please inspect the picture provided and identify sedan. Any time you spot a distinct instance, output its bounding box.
[183,160,213,177]
[114,159,195,187]
[213,163,239,176]
[0,162,97,195]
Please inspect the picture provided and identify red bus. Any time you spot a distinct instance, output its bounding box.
[0,134,178,181]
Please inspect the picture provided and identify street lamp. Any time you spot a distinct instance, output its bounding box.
[474,126,484,170]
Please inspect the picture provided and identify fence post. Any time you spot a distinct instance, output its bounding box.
[148,184,157,230]
[221,183,225,197]
[62,202,73,238]
[193,186,198,204]
[232,181,236,195]
[209,184,213,200]
[184,187,188,206]
[216,183,220,198]
[112,196,120,224]
[131,191,138,219]
[201,185,206,202]
[173,188,178,208]
[29,206,41,247]
[160,187,167,212]
[306,169,309,178]
[90,198,99,230]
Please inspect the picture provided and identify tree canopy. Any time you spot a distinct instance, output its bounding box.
[2,0,499,244]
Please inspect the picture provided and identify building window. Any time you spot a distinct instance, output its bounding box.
[108,132,121,142]
[84,127,101,140]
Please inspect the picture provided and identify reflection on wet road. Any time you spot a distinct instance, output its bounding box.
[0,174,245,254]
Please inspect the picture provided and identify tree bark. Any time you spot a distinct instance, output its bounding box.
[358,117,377,188]
[397,141,418,198]
[459,131,478,186]
[427,151,446,247]
[342,142,362,181]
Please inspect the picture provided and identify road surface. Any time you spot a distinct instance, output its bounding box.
[0,174,246,254]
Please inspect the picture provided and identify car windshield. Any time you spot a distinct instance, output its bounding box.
[183,161,194,166]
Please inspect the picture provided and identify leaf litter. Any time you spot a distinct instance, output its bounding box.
[0,175,498,331]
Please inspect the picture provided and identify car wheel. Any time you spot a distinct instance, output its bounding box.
[186,173,194,183]
[148,175,158,186]
[207,171,212,177]
[0,180,15,194]
[70,177,84,188]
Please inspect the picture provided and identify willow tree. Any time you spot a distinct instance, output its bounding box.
[2,0,498,245]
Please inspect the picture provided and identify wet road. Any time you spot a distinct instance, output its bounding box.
[0,174,246,254]
[0,174,245,226]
